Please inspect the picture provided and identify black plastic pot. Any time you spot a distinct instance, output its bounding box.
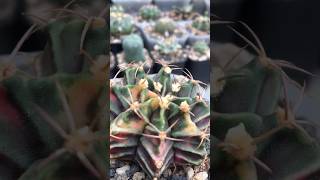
[187,34,210,45]
[192,0,206,14]
[154,0,191,11]
[185,57,209,83]
[110,41,123,55]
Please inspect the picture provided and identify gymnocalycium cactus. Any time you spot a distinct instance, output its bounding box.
[139,5,161,21]
[154,18,176,36]
[154,38,182,57]
[192,15,210,32]
[122,34,145,63]
[189,41,210,61]
[0,4,107,180]
[110,13,134,38]
[110,4,124,15]
[212,20,320,179]
[110,64,210,179]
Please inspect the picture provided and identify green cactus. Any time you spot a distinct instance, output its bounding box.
[122,34,145,63]
[212,21,320,180]
[172,3,194,20]
[154,18,176,35]
[110,13,134,37]
[110,65,210,179]
[192,41,209,55]
[0,6,108,180]
[139,5,161,21]
[110,5,124,15]
[192,15,210,32]
[154,39,182,57]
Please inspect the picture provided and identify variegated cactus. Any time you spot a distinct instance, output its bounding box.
[110,64,210,179]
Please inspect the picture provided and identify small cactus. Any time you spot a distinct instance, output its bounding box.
[110,4,124,15]
[154,38,182,57]
[139,5,161,21]
[110,65,210,179]
[110,13,134,38]
[122,34,145,63]
[192,15,210,32]
[154,18,176,36]
[188,41,210,61]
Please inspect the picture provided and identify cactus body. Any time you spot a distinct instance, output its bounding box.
[139,5,161,21]
[122,34,145,63]
[110,65,210,178]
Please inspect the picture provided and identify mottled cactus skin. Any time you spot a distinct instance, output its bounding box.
[122,34,145,63]
[110,13,134,37]
[154,18,176,35]
[192,16,210,32]
[139,5,161,21]
[0,12,108,179]
[192,41,209,55]
[110,5,124,15]
[213,55,320,179]
[110,65,210,179]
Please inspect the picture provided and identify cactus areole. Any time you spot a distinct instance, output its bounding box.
[110,65,210,179]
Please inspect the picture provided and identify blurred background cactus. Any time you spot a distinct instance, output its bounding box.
[110,13,134,38]
[122,34,145,63]
[154,18,176,36]
[192,15,210,33]
[139,5,161,21]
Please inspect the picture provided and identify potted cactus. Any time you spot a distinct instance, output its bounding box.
[142,17,189,50]
[187,15,210,44]
[212,20,320,180]
[152,38,187,74]
[111,0,152,13]
[110,65,210,179]
[110,11,135,54]
[154,0,192,12]
[185,41,210,83]
[116,34,153,71]
[166,3,198,21]
[135,4,162,30]
[0,6,108,179]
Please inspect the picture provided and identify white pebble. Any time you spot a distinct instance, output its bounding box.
[186,167,194,180]
[116,165,130,175]
[132,172,145,180]
[193,172,208,180]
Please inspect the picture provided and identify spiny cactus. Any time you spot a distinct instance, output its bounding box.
[212,20,320,180]
[139,5,161,21]
[0,5,108,179]
[192,15,210,33]
[171,3,196,20]
[122,34,145,63]
[110,13,134,38]
[154,38,182,57]
[110,65,210,179]
[154,18,176,36]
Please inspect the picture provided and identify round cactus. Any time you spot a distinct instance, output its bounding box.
[110,65,210,179]
[139,5,161,21]
[110,4,124,15]
[110,13,134,37]
[122,34,145,63]
[192,41,209,55]
[192,16,210,32]
[154,18,176,35]
[154,39,182,57]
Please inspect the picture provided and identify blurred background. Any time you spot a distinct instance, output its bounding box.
[213,0,320,138]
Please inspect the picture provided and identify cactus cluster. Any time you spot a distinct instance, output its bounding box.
[189,41,210,61]
[0,6,108,179]
[110,65,210,179]
[192,16,210,33]
[110,13,134,37]
[154,18,177,36]
[139,5,161,21]
[110,5,124,15]
[212,21,320,179]
[122,34,146,63]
